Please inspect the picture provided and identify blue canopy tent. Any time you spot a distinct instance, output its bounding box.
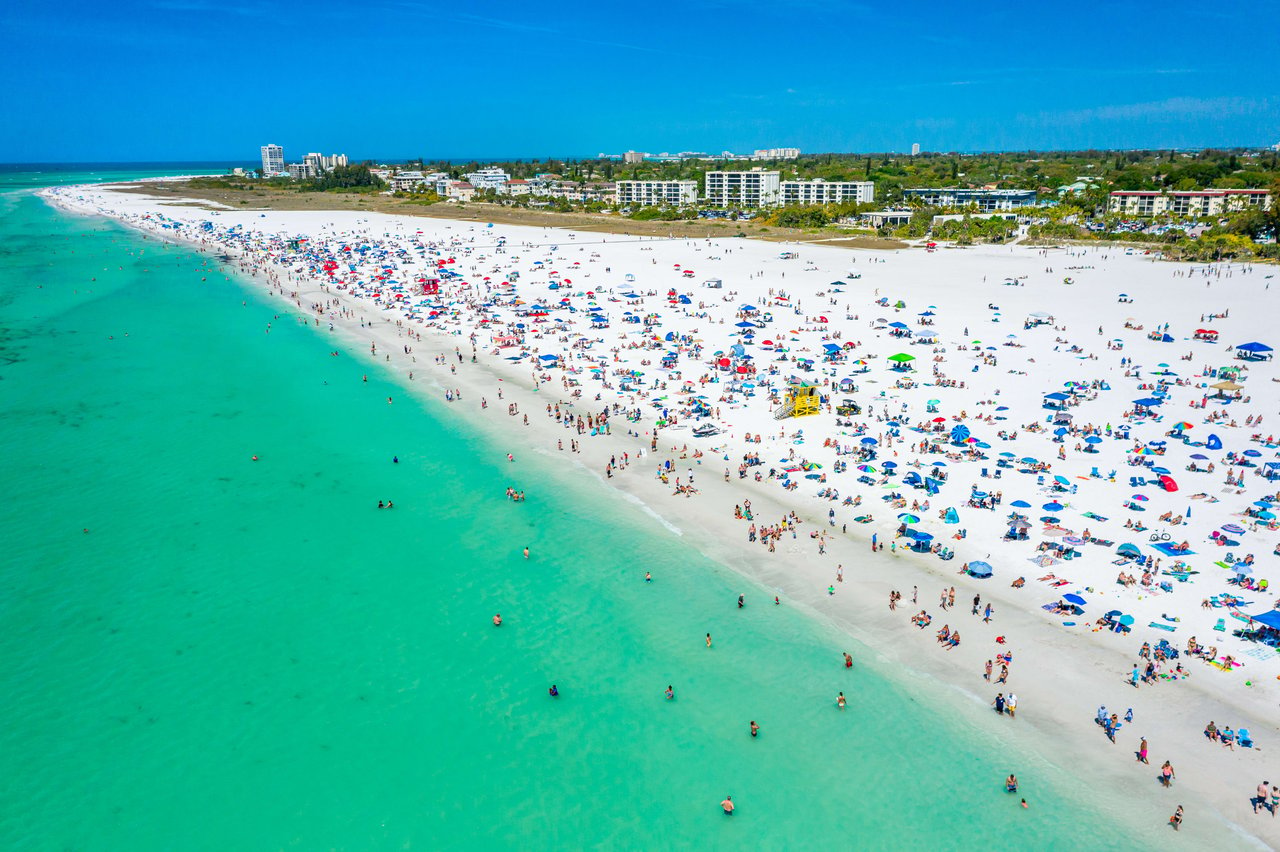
[1249,610,1280,630]
[1043,391,1071,410]
[1235,341,1274,360]
[1206,433,1223,450]
[943,507,960,524]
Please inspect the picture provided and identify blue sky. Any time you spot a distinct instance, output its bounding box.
[3,0,1278,162]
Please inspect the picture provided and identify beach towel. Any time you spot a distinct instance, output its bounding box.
[1151,542,1194,556]
[1148,622,1178,632]
[1243,646,1278,661]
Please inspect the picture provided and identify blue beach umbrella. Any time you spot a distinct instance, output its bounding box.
[1044,502,1064,511]
[1063,593,1087,606]
[1010,500,1031,508]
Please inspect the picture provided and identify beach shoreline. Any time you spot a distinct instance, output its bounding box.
[42,180,1280,847]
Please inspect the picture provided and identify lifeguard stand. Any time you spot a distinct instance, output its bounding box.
[776,384,821,419]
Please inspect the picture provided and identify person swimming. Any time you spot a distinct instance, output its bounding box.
[548,685,559,698]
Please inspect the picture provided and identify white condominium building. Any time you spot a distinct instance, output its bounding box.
[780,179,875,206]
[704,170,781,208]
[260,144,284,175]
[464,167,512,190]
[752,148,800,160]
[1108,189,1273,217]
[616,180,698,207]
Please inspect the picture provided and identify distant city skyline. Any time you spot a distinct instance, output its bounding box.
[2,0,1277,162]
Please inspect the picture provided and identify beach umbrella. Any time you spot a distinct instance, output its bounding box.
[1221,523,1246,535]
[1085,436,1102,444]
[1041,519,1062,527]
[1000,452,1016,458]
[1118,614,1135,626]
[1244,449,1263,457]
[1011,500,1031,508]
[968,561,993,578]
[882,461,898,469]
[1131,494,1148,502]
[857,464,877,473]
[1234,564,1253,576]
[897,513,920,524]
[1190,454,1209,460]
[861,437,878,445]
[1063,593,1087,605]
[1053,427,1069,437]
[888,353,915,363]
[950,424,971,443]
[1043,502,1064,511]
[1063,535,1085,547]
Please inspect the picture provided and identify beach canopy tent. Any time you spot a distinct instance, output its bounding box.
[1236,342,1273,354]
[1043,391,1071,408]
[1116,543,1142,558]
[1250,610,1280,630]
[967,561,993,578]
[1133,397,1163,407]
[944,507,960,524]
[1206,433,1223,450]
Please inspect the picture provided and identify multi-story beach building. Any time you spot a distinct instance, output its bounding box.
[1108,189,1273,217]
[780,179,875,206]
[704,170,781,208]
[623,151,645,164]
[901,187,1038,211]
[464,168,511,190]
[260,144,284,175]
[752,148,800,160]
[616,180,697,207]
[286,162,316,180]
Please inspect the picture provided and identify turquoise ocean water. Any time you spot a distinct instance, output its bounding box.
[0,167,1147,850]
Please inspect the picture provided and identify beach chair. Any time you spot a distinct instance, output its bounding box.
[1213,618,1226,632]
[981,467,989,478]
[1090,467,1101,478]
[1238,728,1254,748]
[994,469,1002,479]
[1129,476,1141,488]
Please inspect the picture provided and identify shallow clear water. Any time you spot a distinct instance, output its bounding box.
[0,168,1145,849]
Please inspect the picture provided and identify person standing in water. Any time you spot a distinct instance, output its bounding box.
[750,721,759,737]
[548,684,559,698]
[665,685,674,700]
[844,652,853,669]
[523,546,529,560]
[493,614,502,626]
[837,692,846,709]
[706,633,712,648]
[720,795,734,815]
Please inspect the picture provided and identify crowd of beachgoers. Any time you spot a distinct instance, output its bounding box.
[44,180,1280,843]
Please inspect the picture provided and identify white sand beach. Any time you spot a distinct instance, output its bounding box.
[45,180,1280,846]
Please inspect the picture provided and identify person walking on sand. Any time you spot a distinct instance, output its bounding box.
[1137,737,1149,764]
[984,660,993,681]
[1255,781,1271,814]
[1170,805,1183,830]
[1161,761,1176,787]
